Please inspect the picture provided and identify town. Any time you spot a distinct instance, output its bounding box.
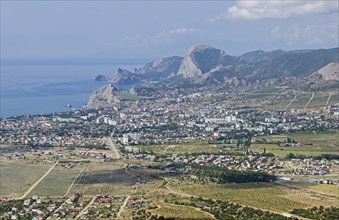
[1,88,339,220]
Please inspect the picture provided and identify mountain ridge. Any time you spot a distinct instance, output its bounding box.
[88,45,339,107]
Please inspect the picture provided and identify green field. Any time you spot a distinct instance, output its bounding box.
[116,91,141,101]
[132,142,237,155]
[251,87,286,94]
[179,183,306,212]
[263,93,316,111]
[263,95,296,111]
[254,131,338,158]
[252,144,338,158]
[28,164,85,197]
[289,93,312,109]
[0,161,51,197]
[329,92,339,105]
[308,93,330,108]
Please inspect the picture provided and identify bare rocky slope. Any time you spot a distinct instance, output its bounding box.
[87,84,122,108]
[101,56,183,84]
[171,45,338,87]
[299,63,339,90]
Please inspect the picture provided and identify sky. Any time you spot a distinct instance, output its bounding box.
[1,0,338,63]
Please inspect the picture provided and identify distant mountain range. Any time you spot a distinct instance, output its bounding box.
[95,44,338,89]
[89,45,338,107]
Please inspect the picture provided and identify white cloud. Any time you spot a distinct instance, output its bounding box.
[152,28,196,44]
[270,23,337,46]
[169,27,195,34]
[100,27,196,48]
[270,25,281,34]
[209,0,338,21]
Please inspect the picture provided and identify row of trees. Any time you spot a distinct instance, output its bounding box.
[291,206,339,220]
[191,164,276,183]
[171,197,296,220]
[285,153,339,160]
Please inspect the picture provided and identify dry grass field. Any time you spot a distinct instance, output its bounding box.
[307,184,339,196]
[28,163,86,197]
[0,160,51,197]
[151,202,215,219]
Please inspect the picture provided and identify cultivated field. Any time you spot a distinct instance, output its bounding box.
[307,184,339,196]
[263,94,297,111]
[0,161,51,197]
[116,91,141,101]
[133,142,236,155]
[252,144,337,158]
[329,92,339,105]
[151,202,215,219]
[307,92,330,108]
[288,93,312,109]
[178,183,306,213]
[262,91,336,111]
[254,131,338,158]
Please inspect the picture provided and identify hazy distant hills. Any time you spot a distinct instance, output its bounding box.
[89,45,338,107]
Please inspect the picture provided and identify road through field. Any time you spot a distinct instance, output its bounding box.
[63,163,89,197]
[18,160,59,199]
[284,95,297,110]
[304,92,315,109]
[326,93,332,105]
[106,137,121,159]
[75,196,96,219]
[116,195,130,219]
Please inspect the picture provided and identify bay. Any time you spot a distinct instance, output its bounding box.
[1,63,141,117]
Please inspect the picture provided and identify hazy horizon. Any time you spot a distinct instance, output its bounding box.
[1,1,338,63]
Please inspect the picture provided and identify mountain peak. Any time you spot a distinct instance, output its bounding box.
[177,45,226,78]
[189,44,219,52]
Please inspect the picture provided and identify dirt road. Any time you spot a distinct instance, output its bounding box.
[116,195,130,219]
[18,160,59,199]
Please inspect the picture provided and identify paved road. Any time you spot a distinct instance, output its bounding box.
[19,160,59,199]
[106,138,121,159]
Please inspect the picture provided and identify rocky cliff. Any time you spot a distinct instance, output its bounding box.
[106,56,183,84]
[134,56,183,79]
[109,68,141,84]
[171,45,339,87]
[299,63,339,90]
[87,84,122,108]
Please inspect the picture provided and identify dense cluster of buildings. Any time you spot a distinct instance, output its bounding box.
[1,100,337,147]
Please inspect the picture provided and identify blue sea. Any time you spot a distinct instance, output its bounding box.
[1,64,140,117]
